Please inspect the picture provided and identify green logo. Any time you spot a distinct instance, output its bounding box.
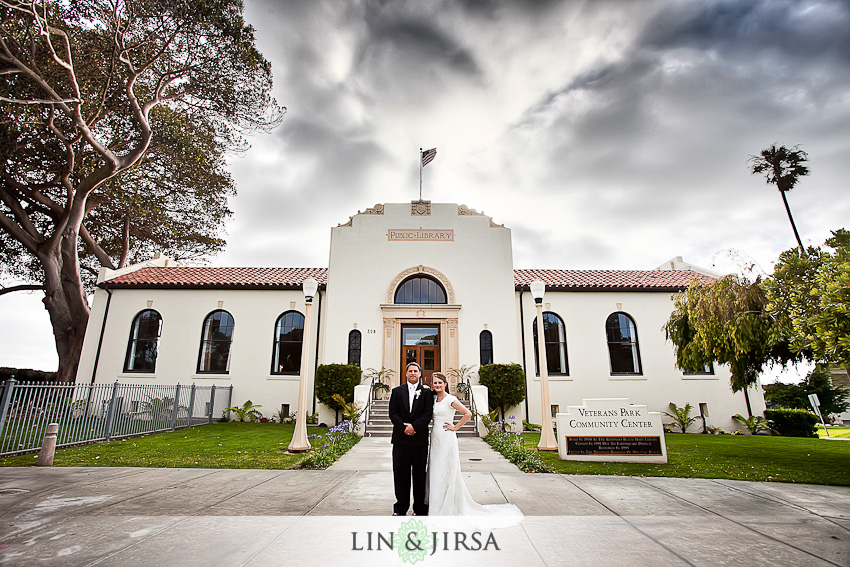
[394,518,433,564]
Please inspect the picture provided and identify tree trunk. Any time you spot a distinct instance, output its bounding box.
[779,189,805,251]
[40,230,91,383]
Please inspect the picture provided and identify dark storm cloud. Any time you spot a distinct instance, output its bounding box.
[642,0,850,64]
[364,15,481,77]
[455,0,565,20]
[276,117,390,177]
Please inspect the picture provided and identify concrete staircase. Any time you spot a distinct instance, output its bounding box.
[364,398,479,438]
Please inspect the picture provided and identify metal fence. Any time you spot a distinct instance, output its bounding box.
[0,380,233,457]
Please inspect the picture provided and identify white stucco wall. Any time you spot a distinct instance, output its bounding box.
[517,290,766,433]
[322,203,519,384]
[77,282,319,422]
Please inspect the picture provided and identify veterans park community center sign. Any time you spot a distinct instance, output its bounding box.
[556,398,668,464]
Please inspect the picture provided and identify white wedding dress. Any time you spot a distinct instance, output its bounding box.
[427,394,523,519]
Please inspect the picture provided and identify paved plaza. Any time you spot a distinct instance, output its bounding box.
[0,437,848,566]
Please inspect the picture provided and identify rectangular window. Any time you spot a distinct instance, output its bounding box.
[683,363,714,375]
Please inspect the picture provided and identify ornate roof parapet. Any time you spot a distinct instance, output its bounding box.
[337,203,385,226]
[457,204,504,228]
[411,200,431,216]
[362,204,385,215]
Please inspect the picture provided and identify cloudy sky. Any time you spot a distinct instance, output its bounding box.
[2,0,848,375]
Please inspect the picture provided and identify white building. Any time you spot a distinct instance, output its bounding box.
[76,201,764,431]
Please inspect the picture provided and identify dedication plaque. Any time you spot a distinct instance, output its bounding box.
[555,398,668,463]
[566,436,663,456]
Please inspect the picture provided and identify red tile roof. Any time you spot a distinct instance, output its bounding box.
[514,269,714,291]
[100,267,328,290]
[102,266,712,292]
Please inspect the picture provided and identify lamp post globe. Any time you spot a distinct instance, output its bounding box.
[288,277,318,452]
[531,279,558,451]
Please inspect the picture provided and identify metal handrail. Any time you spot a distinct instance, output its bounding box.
[363,373,390,437]
[363,374,376,437]
[462,376,479,435]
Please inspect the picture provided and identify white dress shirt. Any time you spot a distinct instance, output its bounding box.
[408,382,417,412]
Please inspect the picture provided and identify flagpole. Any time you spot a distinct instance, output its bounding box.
[419,147,423,201]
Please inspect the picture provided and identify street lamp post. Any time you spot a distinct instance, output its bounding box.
[531,279,558,451]
[288,277,318,452]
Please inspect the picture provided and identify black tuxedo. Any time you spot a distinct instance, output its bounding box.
[388,381,434,515]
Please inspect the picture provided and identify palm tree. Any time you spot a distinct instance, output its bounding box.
[749,144,809,251]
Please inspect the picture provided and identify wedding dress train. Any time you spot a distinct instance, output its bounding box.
[427,394,523,519]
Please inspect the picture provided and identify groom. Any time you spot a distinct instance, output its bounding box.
[388,361,434,516]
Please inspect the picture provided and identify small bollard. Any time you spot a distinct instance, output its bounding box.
[37,423,59,466]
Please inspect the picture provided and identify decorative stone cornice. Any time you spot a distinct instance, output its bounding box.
[387,265,455,303]
[411,200,431,216]
[362,204,384,215]
[457,204,504,227]
[337,203,385,226]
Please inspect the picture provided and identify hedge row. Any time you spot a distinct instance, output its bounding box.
[765,408,819,438]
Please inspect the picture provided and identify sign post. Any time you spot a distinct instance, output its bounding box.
[808,393,829,437]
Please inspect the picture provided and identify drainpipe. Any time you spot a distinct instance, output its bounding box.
[311,288,323,416]
[90,288,113,384]
[519,288,530,424]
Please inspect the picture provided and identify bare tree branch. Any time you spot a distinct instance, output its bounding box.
[0,284,45,296]
[79,223,117,270]
[0,96,81,104]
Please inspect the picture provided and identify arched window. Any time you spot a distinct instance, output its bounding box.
[533,312,568,375]
[394,275,447,304]
[606,312,642,374]
[271,311,304,374]
[479,330,493,366]
[124,309,162,372]
[198,310,235,373]
[348,329,362,367]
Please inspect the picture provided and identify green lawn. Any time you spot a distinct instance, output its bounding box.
[6,424,848,486]
[0,422,309,469]
[817,426,850,439]
[522,432,850,486]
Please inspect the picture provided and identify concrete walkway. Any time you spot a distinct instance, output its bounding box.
[0,437,848,566]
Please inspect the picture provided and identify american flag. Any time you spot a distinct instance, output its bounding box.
[421,148,437,167]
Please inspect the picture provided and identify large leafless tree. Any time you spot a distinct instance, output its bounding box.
[0,0,283,381]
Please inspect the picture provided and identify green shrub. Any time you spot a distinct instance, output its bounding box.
[663,402,699,433]
[315,364,362,424]
[765,408,819,438]
[299,420,360,469]
[732,413,774,435]
[485,429,553,473]
[224,400,263,422]
[478,363,526,420]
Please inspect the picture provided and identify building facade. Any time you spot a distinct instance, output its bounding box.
[76,202,765,431]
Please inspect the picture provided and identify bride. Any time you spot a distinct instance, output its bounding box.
[427,372,523,518]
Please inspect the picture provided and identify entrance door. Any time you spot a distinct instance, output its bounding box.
[401,325,440,387]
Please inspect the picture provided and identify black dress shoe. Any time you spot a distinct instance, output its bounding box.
[392,512,402,516]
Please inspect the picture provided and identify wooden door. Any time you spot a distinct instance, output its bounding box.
[403,345,440,388]
[401,324,441,388]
